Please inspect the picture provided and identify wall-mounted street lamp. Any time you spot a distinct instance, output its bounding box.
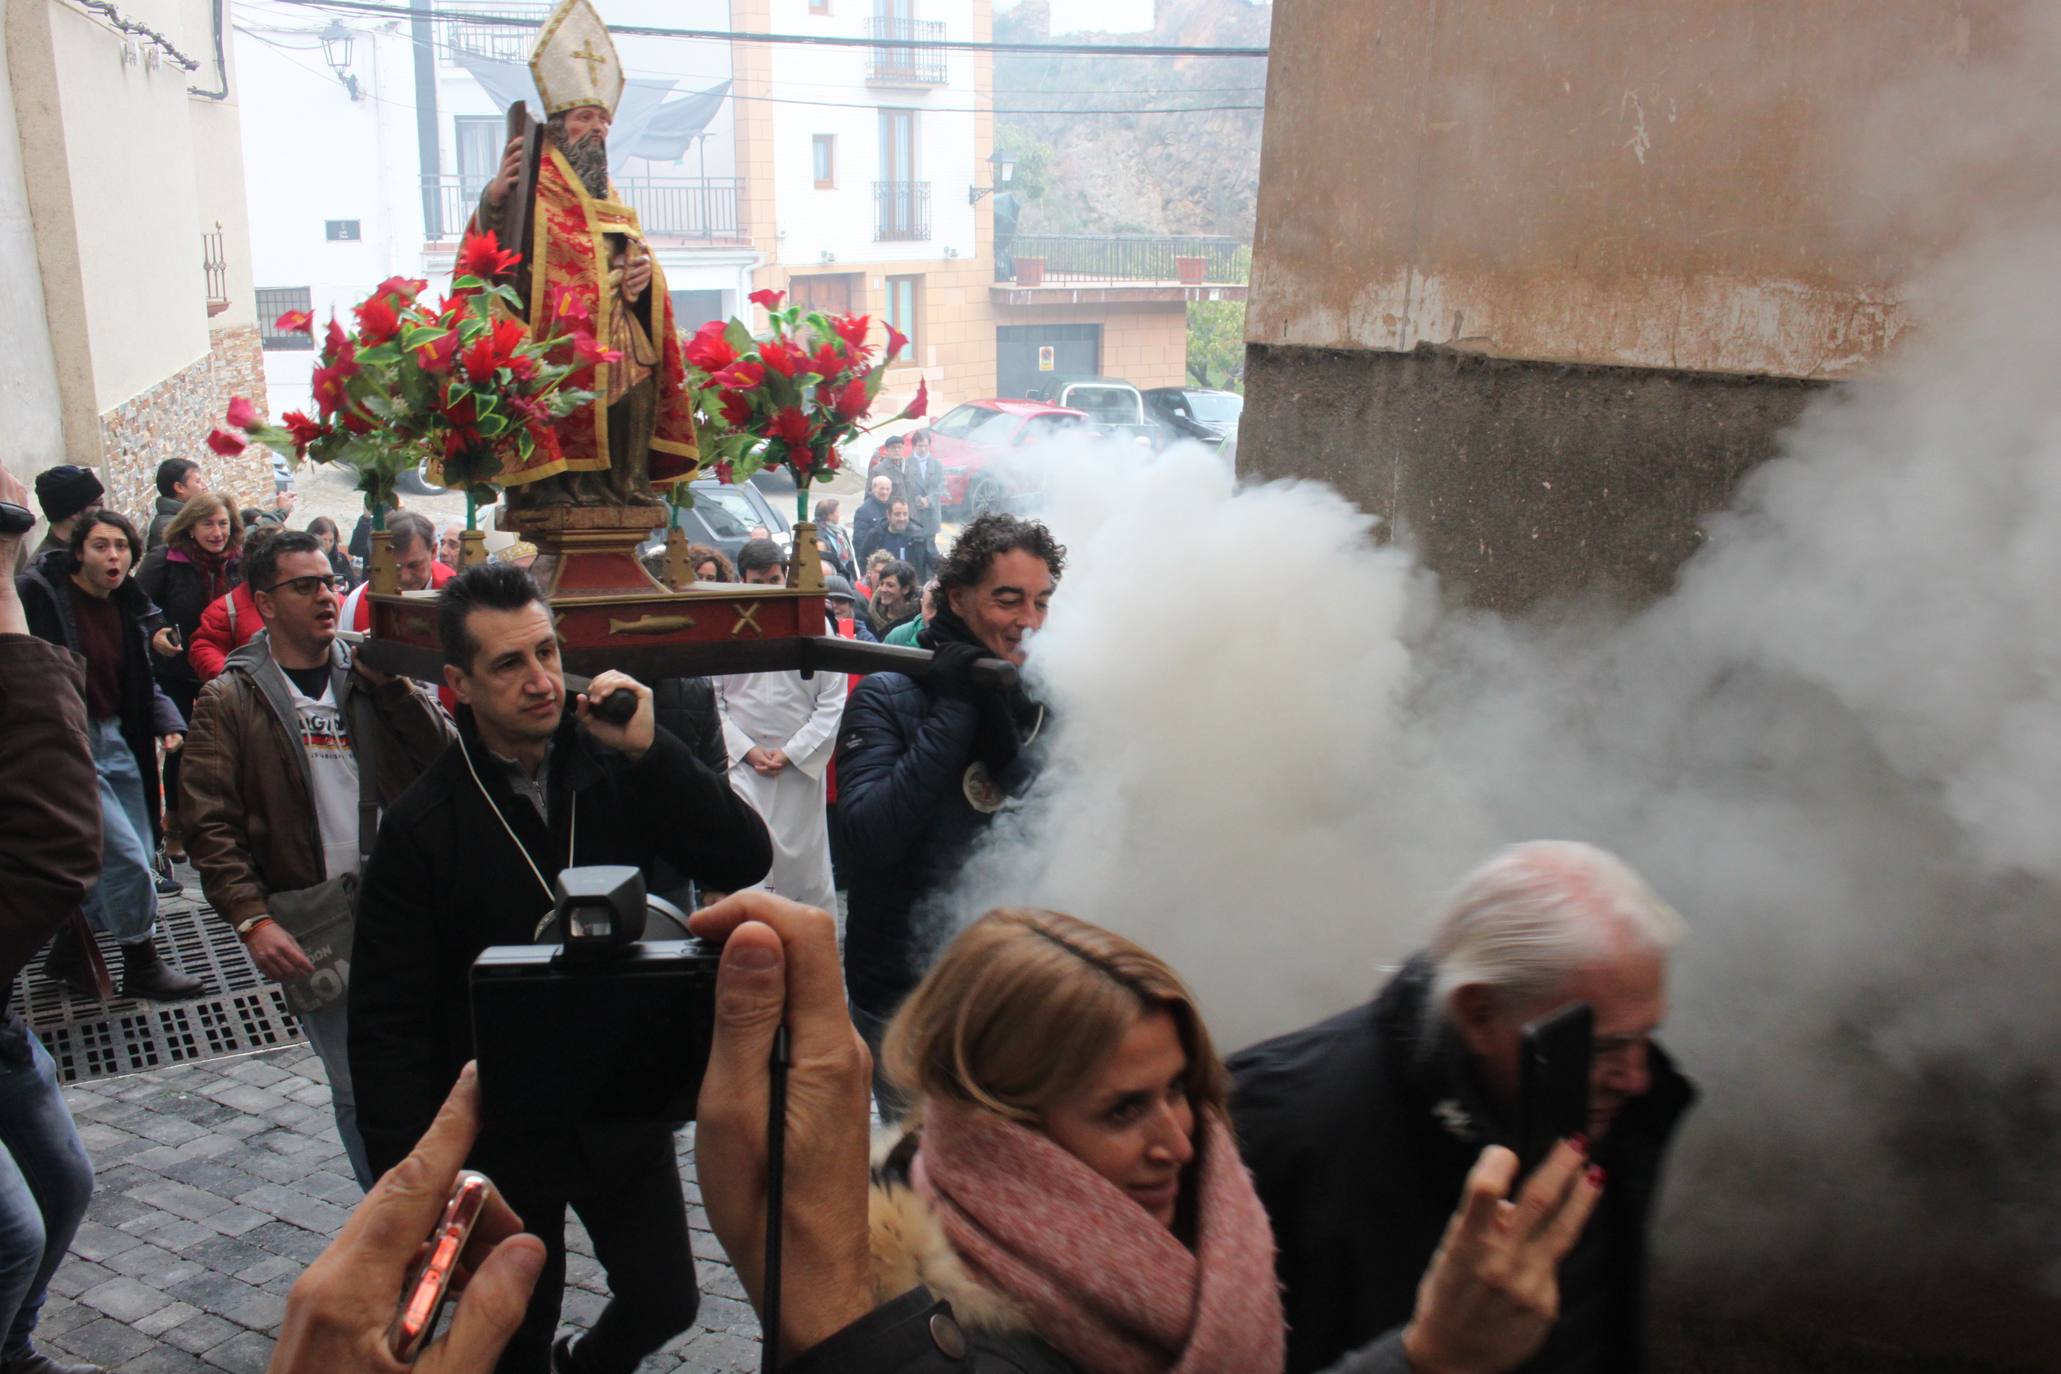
[320,21,362,101]
[968,149,1016,205]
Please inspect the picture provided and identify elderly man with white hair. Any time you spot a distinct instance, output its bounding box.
[1229,841,1697,1374]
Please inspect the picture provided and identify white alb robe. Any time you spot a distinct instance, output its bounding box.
[714,666,847,915]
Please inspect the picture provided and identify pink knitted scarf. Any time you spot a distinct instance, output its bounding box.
[912,1098,1286,1374]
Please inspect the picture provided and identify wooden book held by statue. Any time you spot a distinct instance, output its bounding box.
[499,103,544,315]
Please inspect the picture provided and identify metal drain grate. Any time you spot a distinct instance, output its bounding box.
[15,882,306,1085]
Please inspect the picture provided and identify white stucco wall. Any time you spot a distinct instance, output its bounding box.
[187,0,256,330]
[0,22,67,470]
[16,0,212,414]
[766,0,978,268]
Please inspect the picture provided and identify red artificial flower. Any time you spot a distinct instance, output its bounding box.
[374,275,428,304]
[341,412,373,435]
[833,374,870,421]
[768,406,813,447]
[456,230,522,280]
[507,352,538,382]
[432,295,467,323]
[354,294,401,345]
[311,365,351,417]
[570,332,623,368]
[280,411,327,448]
[461,336,503,384]
[710,360,764,392]
[205,427,245,457]
[415,329,460,373]
[821,446,842,472]
[492,318,529,356]
[833,313,871,352]
[551,286,592,327]
[884,321,908,362]
[748,288,786,310]
[224,396,260,430]
[274,309,314,336]
[758,340,800,379]
[902,378,929,420]
[323,315,348,356]
[684,319,735,373]
[713,459,735,484]
[329,338,360,379]
[718,390,752,426]
[442,390,479,427]
[811,341,844,377]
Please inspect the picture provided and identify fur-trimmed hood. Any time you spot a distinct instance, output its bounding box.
[869,1130,1034,1337]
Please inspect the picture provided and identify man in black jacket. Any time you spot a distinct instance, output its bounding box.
[833,514,1062,1113]
[1229,841,1697,1374]
[348,562,772,1374]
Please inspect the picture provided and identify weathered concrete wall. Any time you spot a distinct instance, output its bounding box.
[1240,0,2013,608]
[1242,342,1826,609]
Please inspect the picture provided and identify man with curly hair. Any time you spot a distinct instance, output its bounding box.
[831,512,1064,1114]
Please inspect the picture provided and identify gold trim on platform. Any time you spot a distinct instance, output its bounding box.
[608,613,698,636]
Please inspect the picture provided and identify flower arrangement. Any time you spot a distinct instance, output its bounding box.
[683,288,928,524]
[209,230,607,526]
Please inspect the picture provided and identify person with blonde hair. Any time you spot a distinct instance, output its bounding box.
[867,907,1603,1374]
[137,491,245,867]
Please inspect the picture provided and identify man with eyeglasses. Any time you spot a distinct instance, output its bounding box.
[181,531,454,1187]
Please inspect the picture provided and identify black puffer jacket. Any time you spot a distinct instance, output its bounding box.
[136,543,239,690]
[17,548,185,848]
[1229,957,1696,1374]
[831,672,991,1015]
[648,675,728,907]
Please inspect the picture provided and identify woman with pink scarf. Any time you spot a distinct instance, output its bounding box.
[853,907,1604,1374]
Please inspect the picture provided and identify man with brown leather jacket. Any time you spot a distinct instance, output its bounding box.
[181,530,452,1188]
[0,465,112,1374]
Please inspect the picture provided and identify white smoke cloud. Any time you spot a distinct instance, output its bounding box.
[927,229,2061,1367]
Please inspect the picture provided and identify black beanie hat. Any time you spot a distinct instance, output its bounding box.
[34,465,104,524]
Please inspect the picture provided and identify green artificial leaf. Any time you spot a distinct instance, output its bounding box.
[356,342,402,367]
[477,411,510,438]
[401,325,445,351]
[452,274,488,292]
[724,318,754,355]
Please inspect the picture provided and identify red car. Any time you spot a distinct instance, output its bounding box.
[918,399,1089,518]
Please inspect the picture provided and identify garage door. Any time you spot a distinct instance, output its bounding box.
[996,324,1101,399]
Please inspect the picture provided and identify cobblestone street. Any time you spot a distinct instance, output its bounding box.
[38,1049,761,1374]
[20,867,764,1374]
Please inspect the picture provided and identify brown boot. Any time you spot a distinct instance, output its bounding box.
[118,938,206,1001]
[41,922,103,1001]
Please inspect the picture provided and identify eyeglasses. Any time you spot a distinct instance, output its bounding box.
[268,574,344,597]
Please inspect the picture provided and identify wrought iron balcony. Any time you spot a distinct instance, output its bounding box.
[874,181,932,242]
[202,223,229,316]
[421,175,747,245]
[867,16,947,85]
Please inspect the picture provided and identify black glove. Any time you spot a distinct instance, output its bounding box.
[925,641,986,700]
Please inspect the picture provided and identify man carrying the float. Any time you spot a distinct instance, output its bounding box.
[475,0,699,509]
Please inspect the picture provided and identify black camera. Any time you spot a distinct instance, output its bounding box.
[470,866,723,1130]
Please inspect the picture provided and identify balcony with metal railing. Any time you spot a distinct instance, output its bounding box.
[202,224,229,317]
[867,16,947,85]
[439,1,551,64]
[421,175,748,245]
[874,181,932,242]
[990,234,1252,305]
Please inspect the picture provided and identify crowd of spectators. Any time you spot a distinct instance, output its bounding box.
[3,453,1692,1374]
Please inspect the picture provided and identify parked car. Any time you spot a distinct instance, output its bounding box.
[654,475,792,564]
[1144,387,1242,448]
[1022,376,1162,447]
[923,399,1091,518]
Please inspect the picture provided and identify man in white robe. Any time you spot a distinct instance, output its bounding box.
[715,541,847,914]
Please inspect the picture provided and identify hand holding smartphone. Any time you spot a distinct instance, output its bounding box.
[388,1171,496,1360]
[1516,1002,1594,1177]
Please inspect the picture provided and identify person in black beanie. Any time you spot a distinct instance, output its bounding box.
[831,512,1062,1116]
[12,466,103,579]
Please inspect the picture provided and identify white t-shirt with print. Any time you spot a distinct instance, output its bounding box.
[284,670,365,882]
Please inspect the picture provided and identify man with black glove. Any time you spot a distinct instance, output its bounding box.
[832,513,1063,1115]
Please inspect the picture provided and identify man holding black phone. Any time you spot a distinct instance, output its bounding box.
[349,562,771,1374]
[1230,841,1696,1374]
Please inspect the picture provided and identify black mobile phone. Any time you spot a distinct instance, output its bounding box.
[1516,1001,1593,1175]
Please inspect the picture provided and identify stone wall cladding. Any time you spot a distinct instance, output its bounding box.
[98,324,274,527]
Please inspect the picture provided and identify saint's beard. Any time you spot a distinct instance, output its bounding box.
[549,123,612,199]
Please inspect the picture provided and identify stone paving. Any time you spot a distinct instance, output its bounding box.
[36,1047,763,1373]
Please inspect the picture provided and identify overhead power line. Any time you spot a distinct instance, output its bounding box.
[268,0,1270,58]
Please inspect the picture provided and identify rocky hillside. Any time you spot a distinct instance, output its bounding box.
[995,0,1269,240]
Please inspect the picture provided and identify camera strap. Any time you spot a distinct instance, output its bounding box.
[456,733,576,917]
